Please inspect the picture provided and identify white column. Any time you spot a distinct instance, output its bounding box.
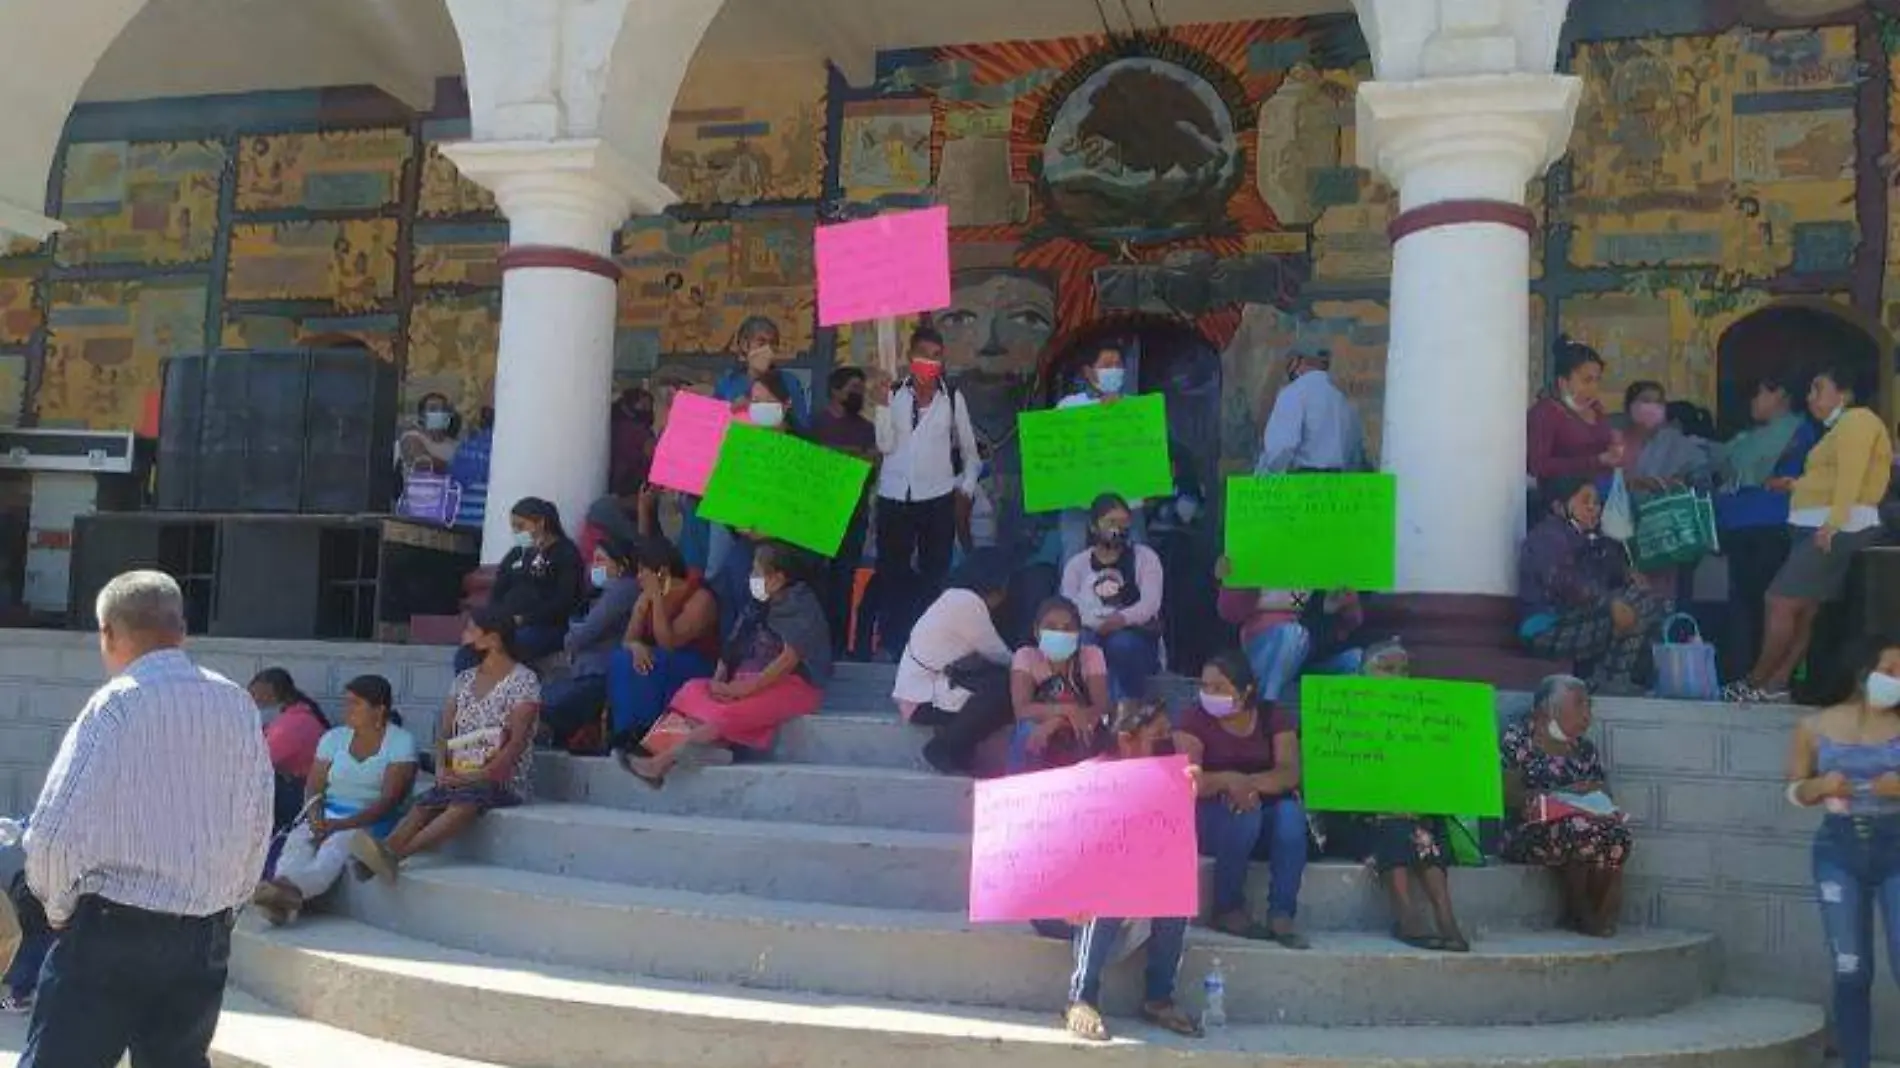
[1358,74,1579,596]
[442,139,676,562]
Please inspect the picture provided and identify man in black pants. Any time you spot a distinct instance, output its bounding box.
[872,328,982,655]
[811,366,880,659]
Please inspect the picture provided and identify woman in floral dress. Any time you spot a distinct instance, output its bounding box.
[1500,674,1633,937]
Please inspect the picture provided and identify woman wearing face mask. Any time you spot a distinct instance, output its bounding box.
[706,370,800,640]
[713,316,810,430]
[251,668,330,833]
[1056,697,1205,1042]
[396,392,460,478]
[608,536,720,751]
[1516,476,1671,694]
[1500,675,1631,937]
[1007,597,1112,773]
[252,675,416,926]
[1055,344,1145,560]
[1059,494,1165,704]
[1182,650,1309,948]
[1616,380,1713,495]
[1527,337,1623,491]
[1729,366,1894,704]
[456,497,586,673]
[621,540,831,788]
[540,539,644,751]
[353,610,542,883]
[1785,636,1900,1068]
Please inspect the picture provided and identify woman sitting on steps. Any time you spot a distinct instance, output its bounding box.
[353,609,541,883]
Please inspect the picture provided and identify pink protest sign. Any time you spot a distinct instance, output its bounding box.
[968,755,1199,924]
[815,206,951,327]
[648,391,734,496]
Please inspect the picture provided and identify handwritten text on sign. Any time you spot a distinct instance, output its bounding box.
[1224,473,1396,591]
[647,391,735,496]
[1300,675,1504,818]
[814,206,951,327]
[697,424,871,558]
[968,755,1199,923]
[1017,395,1175,514]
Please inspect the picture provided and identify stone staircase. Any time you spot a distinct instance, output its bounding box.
[224,662,1827,1067]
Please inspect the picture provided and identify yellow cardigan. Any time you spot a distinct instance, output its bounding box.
[1789,407,1893,529]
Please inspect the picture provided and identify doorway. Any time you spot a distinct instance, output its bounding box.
[1041,317,1225,673]
[1714,300,1891,438]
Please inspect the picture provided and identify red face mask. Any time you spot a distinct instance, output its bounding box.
[910,359,943,384]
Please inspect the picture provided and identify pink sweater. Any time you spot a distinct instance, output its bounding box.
[264,703,325,780]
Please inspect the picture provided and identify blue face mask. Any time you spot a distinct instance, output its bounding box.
[590,565,610,590]
[1096,367,1125,395]
[512,530,534,550]
[1038,628,1080,662]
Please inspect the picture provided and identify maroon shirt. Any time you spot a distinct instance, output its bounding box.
[1526,395,1613,483]
[1180,700,1298,774]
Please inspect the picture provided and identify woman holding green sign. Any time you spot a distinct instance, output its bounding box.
[1183,650,1310,949]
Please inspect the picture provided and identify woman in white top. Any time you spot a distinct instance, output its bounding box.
[251,675,417,925]
[1060,493,1165,704]
[1056,343,1146,560]
[895,549,1014,776]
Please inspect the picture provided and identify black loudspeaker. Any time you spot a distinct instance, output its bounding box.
[157,348,397,514]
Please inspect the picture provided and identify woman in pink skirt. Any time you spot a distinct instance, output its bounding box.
[623,540,831,786]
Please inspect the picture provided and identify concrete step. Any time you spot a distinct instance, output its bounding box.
[335,862,1714,1027]
[230,916,1825,1068]
[534,752,965,830]
[458,803,1560,927]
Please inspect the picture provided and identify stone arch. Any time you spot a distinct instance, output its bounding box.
[0,0,149,236]
[1714,297,1894,436]
[446,0,729,204]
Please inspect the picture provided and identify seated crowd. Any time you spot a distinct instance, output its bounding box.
[240,326,1898,1046]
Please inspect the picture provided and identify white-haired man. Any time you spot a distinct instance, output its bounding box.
[19,570,272,1068]
[1255,343,1367,475]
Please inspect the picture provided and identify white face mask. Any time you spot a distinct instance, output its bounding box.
[423,410,451,432]
[1868,672,1900,710]
[1546,716,1571,744]
[749,402,786,429]
[1826,403,1846,428]
[749,575,771,602]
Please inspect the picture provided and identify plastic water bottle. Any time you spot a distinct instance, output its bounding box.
[0,818,24,848]
[1201,957,1227,1030]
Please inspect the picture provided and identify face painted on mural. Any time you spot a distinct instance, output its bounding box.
[937,270,1057,374]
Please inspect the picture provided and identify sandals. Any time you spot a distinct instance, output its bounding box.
[348,831,401,885]
[1392,924,1472,953]
[617,750,666,790]
[1064,1002,1110,1042]
[1139,1000,1203,1038]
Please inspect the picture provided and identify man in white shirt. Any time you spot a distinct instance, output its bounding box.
[20,570,273,1068]
[1256,345,1368,474]
[873,328,982,654]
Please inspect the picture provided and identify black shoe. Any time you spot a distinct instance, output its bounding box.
[909,706,954,729]
[921,738,967,776]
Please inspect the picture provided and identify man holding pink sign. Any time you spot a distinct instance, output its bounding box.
[969,701,1204,1042]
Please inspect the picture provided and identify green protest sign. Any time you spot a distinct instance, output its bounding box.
[1018,394,1174,514]
[1299,675,1504,818]
[1223,473,1395,591]
[697,424,871,557]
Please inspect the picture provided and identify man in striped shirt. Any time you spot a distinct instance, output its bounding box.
[19,570,273,1068]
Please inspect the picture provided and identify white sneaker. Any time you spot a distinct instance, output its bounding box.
[1,994,33,1014]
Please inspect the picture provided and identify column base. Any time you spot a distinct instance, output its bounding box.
[1364,594,1568,691]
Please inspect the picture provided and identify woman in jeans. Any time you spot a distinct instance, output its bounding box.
[1182,649,1309,948]
[1785,636,1900,1068]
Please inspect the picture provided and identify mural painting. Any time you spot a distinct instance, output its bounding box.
[235,128,411,212]
[840,98,935,201]
[406,290,501,417]
[54,140,224,267]
[225,219,399,311]
[222,311,398,363]
[414,222,508,288]
[0,263,39,345]
[660,58,826,206]
[419,122,500,219]
[616,209,817,370]
[38,278,207,430]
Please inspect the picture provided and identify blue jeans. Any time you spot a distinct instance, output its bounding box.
[7,930,51,998]
[1812,814,1900,1068]
[709,531,758,642]
[1197,794,1307,919]
[1244,622,1363,703]
[19,897,231,1068]
[1086,628,1159,704]
[1069,917,1188,1006]
[608,645,716,740]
